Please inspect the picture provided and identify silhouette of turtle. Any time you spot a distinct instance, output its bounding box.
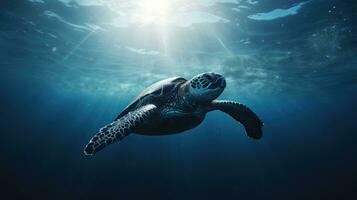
[84,72,263,155]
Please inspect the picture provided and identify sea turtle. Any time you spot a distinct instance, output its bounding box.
[84,72,263,156]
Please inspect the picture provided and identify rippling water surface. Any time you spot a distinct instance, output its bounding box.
[1,0,356,199]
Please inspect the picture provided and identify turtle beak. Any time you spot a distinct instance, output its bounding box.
[219,78,226,88]
[208,76,226,89]
[214,73,226,88]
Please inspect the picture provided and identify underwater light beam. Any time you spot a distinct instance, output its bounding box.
[211,31,233,56]
[63,30,96,60]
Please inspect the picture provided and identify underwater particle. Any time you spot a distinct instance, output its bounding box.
[48,33,57,38]
[308,25,343,55]
[240,38,251,45]
[52,47,57,52]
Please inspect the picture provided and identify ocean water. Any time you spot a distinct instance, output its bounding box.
[1,0,357,199]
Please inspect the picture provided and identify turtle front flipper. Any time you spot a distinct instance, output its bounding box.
[210,100,263,139]
[84,104,157,156]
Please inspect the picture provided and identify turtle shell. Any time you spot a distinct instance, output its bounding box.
[115,76,187,120]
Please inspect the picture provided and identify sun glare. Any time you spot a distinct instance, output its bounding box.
[136,0,172,24]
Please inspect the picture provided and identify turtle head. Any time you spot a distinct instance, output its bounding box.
[184,72,226,102]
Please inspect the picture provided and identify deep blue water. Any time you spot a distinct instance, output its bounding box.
[1,0,357,199]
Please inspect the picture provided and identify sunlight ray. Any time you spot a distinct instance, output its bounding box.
[63,30,96,60]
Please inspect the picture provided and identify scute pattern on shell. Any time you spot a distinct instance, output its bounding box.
[139,77,185,98]
[84,104,157,155]
[115,77,186,121]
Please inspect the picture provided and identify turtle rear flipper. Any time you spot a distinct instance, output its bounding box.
[84,104,157,156]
